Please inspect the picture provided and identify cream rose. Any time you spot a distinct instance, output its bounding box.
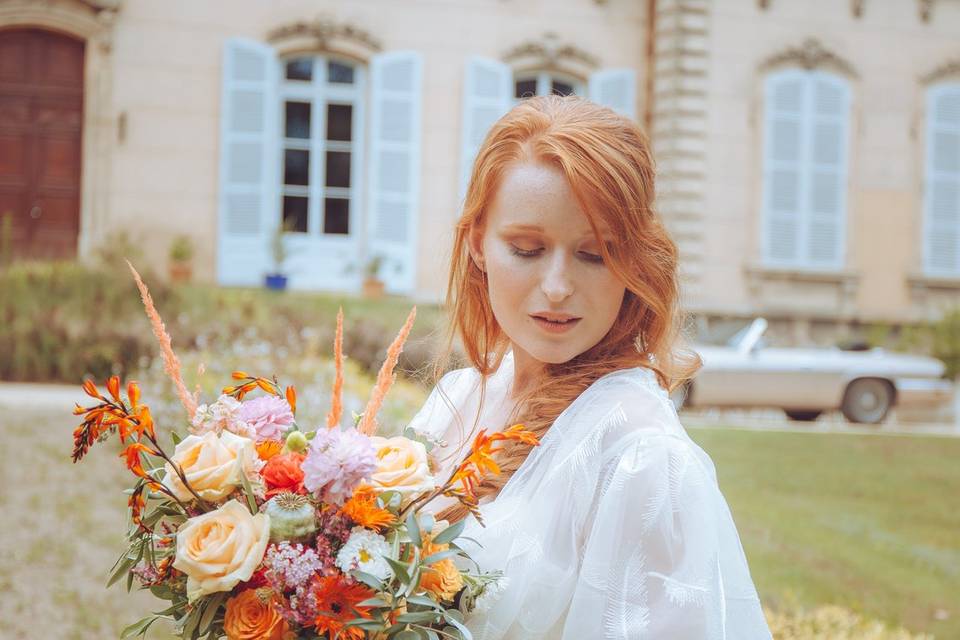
[362,436,436,505]
[173,500,270,601]
[163,430,258,502]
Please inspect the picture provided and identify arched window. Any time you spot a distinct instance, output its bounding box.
[279,55,362,237]
[513,70,584,102]
[760,69,851,270]
[923,83,960,276]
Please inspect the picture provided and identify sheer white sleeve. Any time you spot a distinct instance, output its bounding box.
[454,367,772,640]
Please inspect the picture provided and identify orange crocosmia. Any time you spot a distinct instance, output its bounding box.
[312,574,375,640]
[127,380,141,408]
[341,486,396,532]
[231,370,249,380]
[450,424,539,498]
[285,385,297,415]
[256,439,284,461]
[255,377,275,394]
[106,375,121,402]
[81,378,101,400]
[121,442,159,479]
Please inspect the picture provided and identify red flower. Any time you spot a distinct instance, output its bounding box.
[261,452,306,498]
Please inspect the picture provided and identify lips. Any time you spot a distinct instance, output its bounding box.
[530,312,581,333]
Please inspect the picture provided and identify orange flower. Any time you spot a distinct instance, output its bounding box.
[450,424,539,499]
[417,532,464,602]
[120,442,159,480]
[312,574,375,640]
[223,588,290,640]
[341,486,396,532]
[256,440,284,461]
[261,452,306,498]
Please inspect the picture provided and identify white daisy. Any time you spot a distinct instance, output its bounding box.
[335,526,394,582]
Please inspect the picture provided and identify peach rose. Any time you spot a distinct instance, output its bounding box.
[173,500,270,601]
[362,436,436,506]
[223,588,290,640]
[163,431,258,502]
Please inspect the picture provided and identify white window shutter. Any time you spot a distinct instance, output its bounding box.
[367,50,422,294]
[924,84,960,276]
[805,71,850,269]
[460,56,512,202]
[762,70,806,266]
[217,37,279,286]
[588,68,637,120]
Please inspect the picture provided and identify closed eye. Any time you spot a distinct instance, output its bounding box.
[509,245,542,258]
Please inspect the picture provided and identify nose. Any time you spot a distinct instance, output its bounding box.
[540,251,574,302]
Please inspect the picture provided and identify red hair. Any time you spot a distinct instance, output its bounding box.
[432,94,700,523]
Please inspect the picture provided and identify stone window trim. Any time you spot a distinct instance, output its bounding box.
[743,262,861,294]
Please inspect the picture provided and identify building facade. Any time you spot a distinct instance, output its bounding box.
[2,0,959,344]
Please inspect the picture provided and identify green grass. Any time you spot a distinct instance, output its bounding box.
[688,427,960,638]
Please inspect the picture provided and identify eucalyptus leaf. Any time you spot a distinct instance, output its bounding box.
[236,457,258,515]
[406,594,441,609]
[120,615,159,639]
[431,520,465,545]
[423,549,460,565]
[198,591,228,635]
[384,557,411,584]
[395,611,442,624]
[406,511,422,548]
[351,569,385,591]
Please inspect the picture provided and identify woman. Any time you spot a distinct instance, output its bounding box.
[411,95,772,639]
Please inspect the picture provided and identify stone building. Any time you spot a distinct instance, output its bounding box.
[2,0,959,344]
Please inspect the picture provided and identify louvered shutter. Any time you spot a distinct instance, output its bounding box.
[459,57,512,202]
[216,38,279,286]
[762,70,806,266]
[924,84,960,276]
[805,71,849,268]
[588,68,637,120]
[366,50,422,294]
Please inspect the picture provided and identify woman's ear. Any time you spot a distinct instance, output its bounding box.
[467,225,486,273]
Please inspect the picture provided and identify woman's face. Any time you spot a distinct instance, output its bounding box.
[470,160,626,368]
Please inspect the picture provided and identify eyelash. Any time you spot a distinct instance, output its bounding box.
[509,245,605,264]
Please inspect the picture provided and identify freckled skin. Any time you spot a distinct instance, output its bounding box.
[469,161,626,399]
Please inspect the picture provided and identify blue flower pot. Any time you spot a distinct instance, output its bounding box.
[264,273,288,290]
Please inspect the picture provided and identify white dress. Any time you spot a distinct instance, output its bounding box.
[409,350,773,640]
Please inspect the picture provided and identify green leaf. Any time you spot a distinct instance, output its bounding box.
[431,520,465,545]
[406,511,422,548]
[443,613,473,640]
[423,549,459,565]
[351,569,385,591]
[384,557,411,584]
[356,596,391,608]
[120,615,159,639]
[395,611,442,624]
[236,457,258,515]
[420,512,435,536]
[106,556,136,589]
[180,601,204,639]
[171,430,183,446]
[393,630,422,640]
[198,591,228,635]
[406,594,441,609]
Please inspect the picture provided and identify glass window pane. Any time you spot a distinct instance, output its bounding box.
[285,58,312,81]
[327,60,354,84]
[284,149,309,186]
[283,196,308,233]
[515,78,537,99]
[552,80,575,96]
[324,198,350,234]
[326,103,353,141]
[325,151,351,188]
[284,102,311,139]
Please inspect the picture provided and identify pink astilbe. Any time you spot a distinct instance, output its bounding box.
[325,307,344,429]
[126,260,197,419]
[357,306,416,436]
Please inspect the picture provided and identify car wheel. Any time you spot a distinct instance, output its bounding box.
[841,378,893,424]
[784,409,822,422]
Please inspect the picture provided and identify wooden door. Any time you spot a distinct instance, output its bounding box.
[0,28,84,260]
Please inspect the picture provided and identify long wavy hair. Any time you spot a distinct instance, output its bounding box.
[431,94,700,523]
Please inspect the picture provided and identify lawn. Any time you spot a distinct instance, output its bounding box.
[1,392,951,638]
[688,426,959,639]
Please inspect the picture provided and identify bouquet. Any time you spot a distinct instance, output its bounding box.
[71,263,538,640]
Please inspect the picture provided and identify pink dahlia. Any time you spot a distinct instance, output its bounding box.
[301,426,377,505]
[239,395,294,442]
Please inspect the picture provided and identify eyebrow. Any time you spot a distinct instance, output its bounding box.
[501,223,613,240]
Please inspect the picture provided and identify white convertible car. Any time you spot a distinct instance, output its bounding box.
[678,318,954,424]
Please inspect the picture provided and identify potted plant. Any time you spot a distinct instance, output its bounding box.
[265,220,295,291]
[361,253,386,298]
[167,234,194,284]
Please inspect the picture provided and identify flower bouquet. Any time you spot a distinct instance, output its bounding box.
[71,263,538,640]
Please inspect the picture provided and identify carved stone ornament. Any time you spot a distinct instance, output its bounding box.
[759,38,858,78]
[920,58,960,85]
[502,31,599,75]
[266,17,382,56]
